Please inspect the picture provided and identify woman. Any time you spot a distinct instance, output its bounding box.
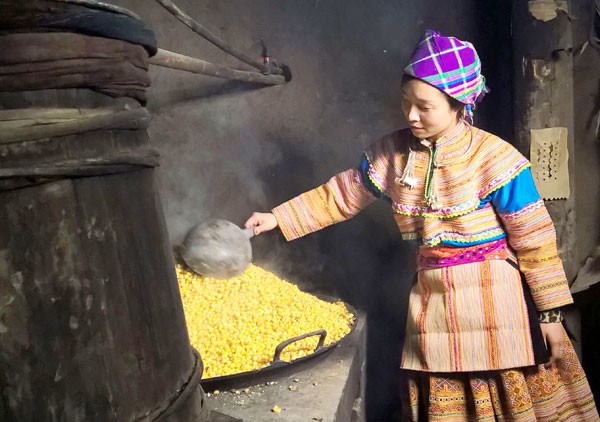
[245,30,599,421]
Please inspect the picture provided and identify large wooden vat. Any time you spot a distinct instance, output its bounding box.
[0,2,209,420]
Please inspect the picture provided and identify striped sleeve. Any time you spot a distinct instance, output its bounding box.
[272,168,377,241]
[358,154,392,202]
[493,169,573,311]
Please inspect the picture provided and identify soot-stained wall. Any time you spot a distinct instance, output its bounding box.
[574,2,600,271]
[111,1,511,419]
[572,0,600,402]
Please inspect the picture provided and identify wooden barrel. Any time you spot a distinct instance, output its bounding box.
[0,5,209,421]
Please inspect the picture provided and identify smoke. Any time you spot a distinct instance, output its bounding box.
[149,89,291,244]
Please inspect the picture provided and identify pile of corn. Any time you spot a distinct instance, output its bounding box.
[176,263,355,379]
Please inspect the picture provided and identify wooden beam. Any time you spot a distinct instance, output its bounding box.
[149,48,286,85]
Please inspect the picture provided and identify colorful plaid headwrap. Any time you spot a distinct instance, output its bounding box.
[403,30,488,124]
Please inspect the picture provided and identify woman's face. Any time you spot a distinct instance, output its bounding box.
[401,78,461,140]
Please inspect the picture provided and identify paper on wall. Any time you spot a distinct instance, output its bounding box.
[530,127,570,200]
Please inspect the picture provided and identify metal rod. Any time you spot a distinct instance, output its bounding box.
[149,48,286,85]
[154,0,282,75]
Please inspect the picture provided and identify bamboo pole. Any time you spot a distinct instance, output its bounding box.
[154,0,283,76]
[149,48,286,85]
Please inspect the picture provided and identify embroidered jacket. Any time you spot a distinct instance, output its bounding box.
[272,123,573,312]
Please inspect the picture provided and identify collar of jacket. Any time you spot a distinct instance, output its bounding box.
[411,120,473,167]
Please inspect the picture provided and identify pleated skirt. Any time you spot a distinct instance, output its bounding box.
[398,336,598,421]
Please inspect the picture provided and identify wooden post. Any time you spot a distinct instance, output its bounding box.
[512,0,577,281]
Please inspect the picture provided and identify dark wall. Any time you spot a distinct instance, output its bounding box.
[572,0,600,403]
[573,1,600,271]
[111,1,512,419]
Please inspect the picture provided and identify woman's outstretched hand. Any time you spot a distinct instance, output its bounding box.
[540,322,565,368]
[244,212,278,235]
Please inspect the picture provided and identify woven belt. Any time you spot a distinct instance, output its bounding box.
[417,238,508,271]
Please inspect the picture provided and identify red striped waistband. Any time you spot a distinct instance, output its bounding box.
[417,239,508,271]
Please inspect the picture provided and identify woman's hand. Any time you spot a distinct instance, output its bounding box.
[244,212,278,235]
[540,322,566,368]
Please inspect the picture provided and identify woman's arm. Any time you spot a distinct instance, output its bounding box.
[246,165,378,240]
[491,168,573,311]
[270,167,377,241]
[490,167,573,366]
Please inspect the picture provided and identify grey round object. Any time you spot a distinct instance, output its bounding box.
[182,219,253,279]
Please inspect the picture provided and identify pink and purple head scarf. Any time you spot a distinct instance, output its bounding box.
[403,30,488,124]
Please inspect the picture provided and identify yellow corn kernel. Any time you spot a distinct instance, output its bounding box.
[175,264,355,379]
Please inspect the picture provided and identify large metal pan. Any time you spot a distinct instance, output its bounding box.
[199,298,358,392]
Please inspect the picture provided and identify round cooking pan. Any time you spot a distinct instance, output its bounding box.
[199,297,358,392]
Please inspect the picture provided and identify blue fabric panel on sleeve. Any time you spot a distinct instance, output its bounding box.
[477,167,540,213]
[358,154,392,203]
